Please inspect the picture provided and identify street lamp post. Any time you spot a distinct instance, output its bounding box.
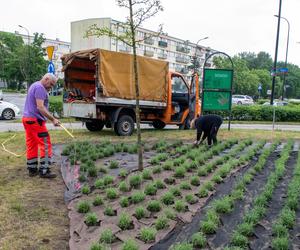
[270,0,282,105]
[193,36,209,73]
[18,25,30,89]
[274,15,290,100]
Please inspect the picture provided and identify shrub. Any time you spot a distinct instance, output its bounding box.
[129,174,142,188]
[190,176,200,186]
[77,200,90,213]
[142,169,152,180]
[161,192,175,205]
[163,160,173,170]
[119,169,128,178]
[144,183,157,196]
[180,181,191,190]
[104,206,116,216]
[79,174,87,182]
[191,232,206,248]
[200,220,218,234]
[236,222,254,237]
[185,194,197,204]
[98,166,107,173]
[164,208,176,220]
[212,174,223,183]
[94,178,105,189]
[154,179,166,189]
[109,160,119,169]
[103,175,114,185]
[231,231,249,248]
[280,208,296,229]
[272,223,288,237]
[155,216,169,230]
[120,196,130,207]
[170,187,181,197]
[147,200,161,212]
[85,212,98,226]
[82,184,90,195]
[164,177,176,185]
[174,166,186,178]
[131,191,145,204]
[198,187,209,198]
[100,229,115,244]
[271,237,289,250]
[135,206,146,220]
[90,242,107,250]
[174,200,185,212]
[119,181,130,192]
[88,166,98,177]
[152,166,162,174]
[106,188,118,200]
[93,195,103,206]
[213,196,233,213]
[170,242,193,250]
[140,227,157,243]
[118,212,133,230]
[122,239,139,250]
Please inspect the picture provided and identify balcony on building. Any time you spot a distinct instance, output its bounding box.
[176,45,190,54]
[157,52,168,59]
[175,56,189,64]
[158,40,168,48]
[119,46,131,53]
[144,38,154,45]
[144,50,154,57]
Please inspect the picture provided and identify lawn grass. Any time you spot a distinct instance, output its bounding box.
[0,128,299,249]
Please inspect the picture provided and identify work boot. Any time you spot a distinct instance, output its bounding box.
[28,168,38,177]
[39,168,57,179]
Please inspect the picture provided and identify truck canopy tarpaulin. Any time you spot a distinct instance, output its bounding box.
[62,49,169,103]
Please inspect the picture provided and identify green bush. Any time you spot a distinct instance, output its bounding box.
[49,95,63,116]
[85,212,98,226]
[122,239,139,250]
[209,105,300,122]
[100,229,115,244]
[118,212,133,230]
[140,227,157,243]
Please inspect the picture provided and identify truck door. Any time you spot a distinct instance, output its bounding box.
[170,74,189,122]
[189,73,200,119]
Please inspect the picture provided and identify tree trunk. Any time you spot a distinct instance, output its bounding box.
[129,0,143,171]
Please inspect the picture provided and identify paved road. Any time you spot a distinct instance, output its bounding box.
[1,121,300,132]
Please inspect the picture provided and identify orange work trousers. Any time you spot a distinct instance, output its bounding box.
[22,117,52,170]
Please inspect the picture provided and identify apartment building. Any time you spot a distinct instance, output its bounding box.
[71,18,215,78]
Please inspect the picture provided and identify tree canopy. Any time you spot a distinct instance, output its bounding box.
[213,51,300,99]
[0,31,47,89]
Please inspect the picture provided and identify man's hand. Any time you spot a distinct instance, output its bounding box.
[52,118,60,127]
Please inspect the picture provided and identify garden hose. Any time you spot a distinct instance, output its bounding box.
[1,134,26,157]
[59,123,75,138]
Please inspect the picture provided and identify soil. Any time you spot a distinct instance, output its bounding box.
[150,143,262,250]
[250,151,298,250]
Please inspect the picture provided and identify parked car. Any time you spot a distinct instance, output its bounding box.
[262,101,289,106]
[232,95,254,105]
[0,101,20,120]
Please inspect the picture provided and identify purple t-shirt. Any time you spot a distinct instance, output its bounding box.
[23,81,49,120]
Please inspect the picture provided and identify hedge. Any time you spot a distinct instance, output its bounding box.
[49,95,63,116]
[204,105,300,122]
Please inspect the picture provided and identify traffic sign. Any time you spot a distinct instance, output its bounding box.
[203,69,233,90]
[46,46,55,61]
[202,91,231,111]
[48,61,55,74]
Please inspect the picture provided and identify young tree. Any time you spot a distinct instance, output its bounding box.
[85,0,163,171]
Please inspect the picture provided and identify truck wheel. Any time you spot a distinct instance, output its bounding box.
[86,121,104,132]
[114,115,134,136]
[152,120,166,129]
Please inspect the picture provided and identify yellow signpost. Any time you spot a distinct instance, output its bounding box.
[46,46,55,61]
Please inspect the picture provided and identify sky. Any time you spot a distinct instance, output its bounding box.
[1,0,300,67]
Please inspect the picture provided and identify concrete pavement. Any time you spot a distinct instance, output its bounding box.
[1,121,300,132]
